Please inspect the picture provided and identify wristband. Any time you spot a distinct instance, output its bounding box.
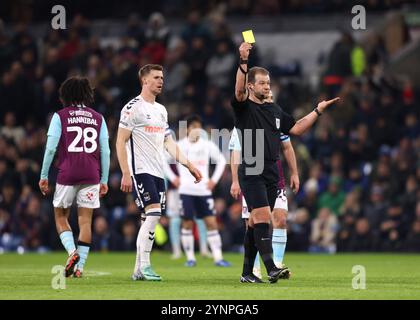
[239,64,248,74]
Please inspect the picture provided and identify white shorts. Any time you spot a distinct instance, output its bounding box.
[53,184,100,209]
[241,189,288,219]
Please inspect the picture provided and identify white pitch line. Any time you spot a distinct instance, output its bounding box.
[83,270,112,277]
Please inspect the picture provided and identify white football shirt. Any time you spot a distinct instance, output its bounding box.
[165,137,226,196]
[119,95,170,178]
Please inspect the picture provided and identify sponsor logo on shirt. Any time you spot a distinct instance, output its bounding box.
[144,126,165,133]
[69,110,93,117]
[191,159,207,166]
[68,117,98,126]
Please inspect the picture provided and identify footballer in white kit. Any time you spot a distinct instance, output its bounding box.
[164,115,231,267]
[116,64,202,281]
[119,94,170,211]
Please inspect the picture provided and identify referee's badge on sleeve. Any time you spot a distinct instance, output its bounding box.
[276,118,280,129]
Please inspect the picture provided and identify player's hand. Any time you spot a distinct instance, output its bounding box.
[100,183,108,197]
[207,180,216,191]
[290,174,300,194]
[239,42,252,60]
[188,165,202,184]
[120,173,132,193]
[172,177,180,188]
[230,181,241,199]
[317,97,340,113]
[38,179,49,196]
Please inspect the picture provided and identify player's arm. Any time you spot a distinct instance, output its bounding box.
[208,142,227,191]
[39,113,61,196]
[230,150,241,199]
[99,116,110,197]
[235,42,252,102]
[115,127,133,193]
[162,153,180,188]
[280,137,299,194]
[289,98,340,136]
[228,128,241,199]
[164,134,202,183]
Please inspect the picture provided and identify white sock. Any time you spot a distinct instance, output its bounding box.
[173,243,182,258]
[207,230,223,262]
[139,210,160,269]
[169,216,182,257]
[181,228,195,261]
[134,215,145,274]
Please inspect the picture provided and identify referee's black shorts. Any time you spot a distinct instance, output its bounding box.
[238,161,280,212]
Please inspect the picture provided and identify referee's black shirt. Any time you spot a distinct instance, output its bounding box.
[231,95,296,166]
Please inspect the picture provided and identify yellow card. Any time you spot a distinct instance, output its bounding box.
[242,30,255,44]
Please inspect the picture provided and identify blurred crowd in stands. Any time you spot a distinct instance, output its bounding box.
[0,3,419,254]
[3,0,417,23]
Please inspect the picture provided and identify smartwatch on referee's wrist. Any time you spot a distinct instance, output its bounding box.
[314,107,322,116]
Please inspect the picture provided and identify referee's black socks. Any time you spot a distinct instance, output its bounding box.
[242,226,258,276]
[253,223,276,274]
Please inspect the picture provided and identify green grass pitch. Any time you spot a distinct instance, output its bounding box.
[1,252,420,300]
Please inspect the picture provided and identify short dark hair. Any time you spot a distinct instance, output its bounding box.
[248,67,269,84]
[138,64,163,84]
[185,114,203,128]
[59,76,94,106]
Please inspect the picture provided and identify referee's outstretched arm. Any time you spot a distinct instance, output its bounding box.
[289,97,340,136]
[235,42,252,101]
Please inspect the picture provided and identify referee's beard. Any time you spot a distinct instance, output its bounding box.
[254,92,268,102]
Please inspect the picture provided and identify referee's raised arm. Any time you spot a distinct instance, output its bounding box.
[235,42,252,102]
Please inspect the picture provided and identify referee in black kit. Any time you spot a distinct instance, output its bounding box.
[232,42,339,283]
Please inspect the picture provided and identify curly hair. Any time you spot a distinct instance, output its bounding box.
[59,76,94,107]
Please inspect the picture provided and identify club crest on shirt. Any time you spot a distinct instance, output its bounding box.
[276,118,280,129]
[144,192,151,201]
[69,110,75,116]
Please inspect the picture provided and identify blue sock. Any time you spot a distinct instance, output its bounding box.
[254,252,261,269]
[195,219,208,254]
[59,231,76,255]
[77,242,90,270]
[169,216,181,255]
[272,228,287,266]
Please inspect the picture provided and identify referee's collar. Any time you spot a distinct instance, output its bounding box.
[248,96,265,105]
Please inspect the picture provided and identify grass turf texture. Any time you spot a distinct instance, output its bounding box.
[1,252,419,300]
